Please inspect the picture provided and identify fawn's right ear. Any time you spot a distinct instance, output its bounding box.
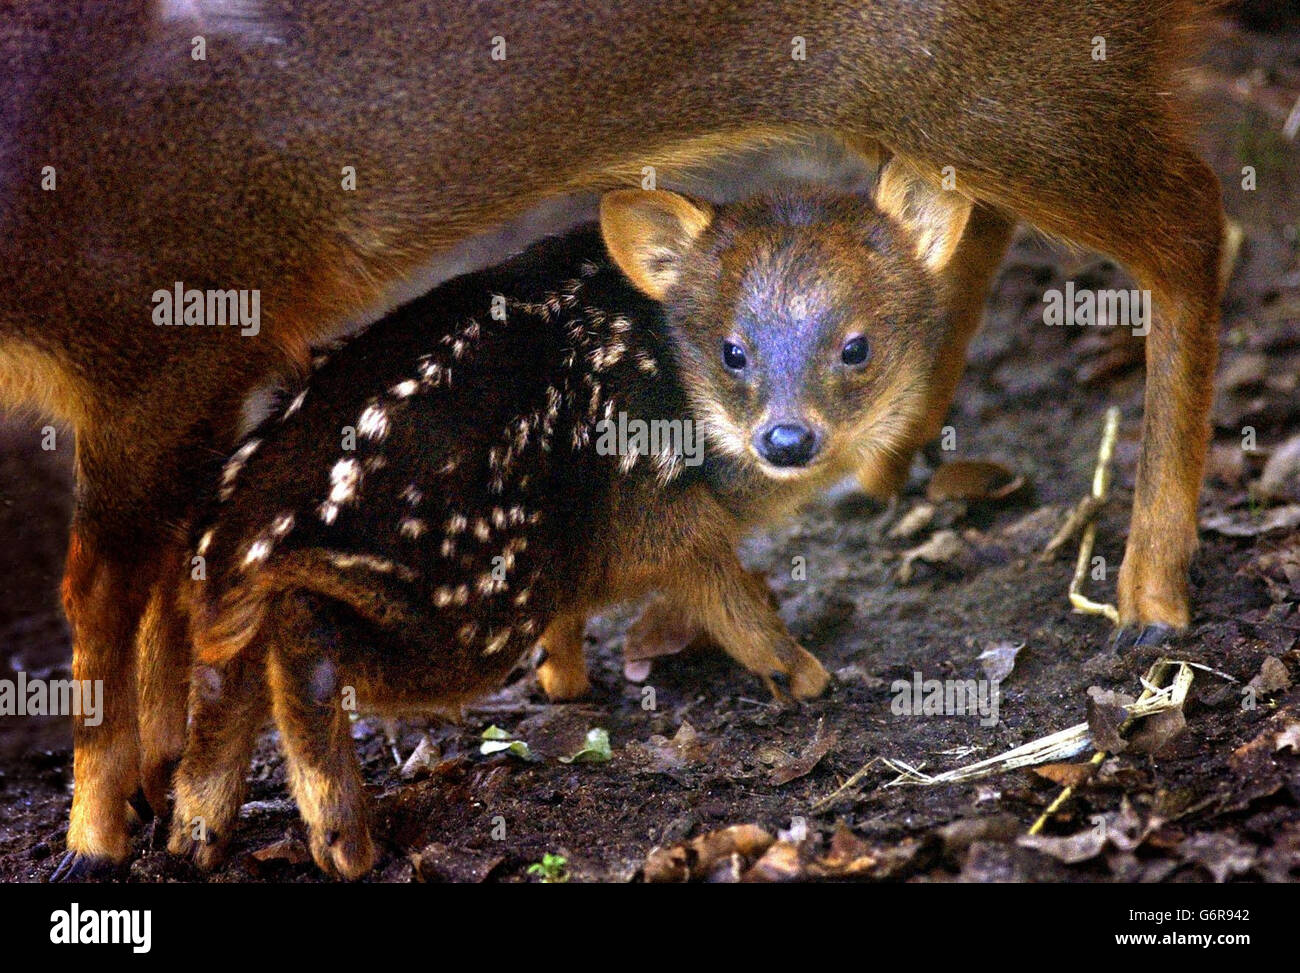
[874,158,973,274]
[600,190,715,300]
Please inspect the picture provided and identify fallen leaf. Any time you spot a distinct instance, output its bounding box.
[1018,827,1107,864]
[479,725,535,761]
[897,529,965,583]
[558,727,612,764]
[411,843,504,883]
[1033,762,1096,789]
[888,502,936,540]
[1201,504,1300,537]
[399,736,441,779]
[1247,656,1293,695]
[927,460,1026,504]
[1178,832,1256,883]
[978,640,1025,683]
[642,824,773,883]
[936,815,1021,859]
[1254,433,1300,504]
[1127,707,1187,756]
[1086,687,1135,753]
[743,841,804,882]
[1229,702,1300,770]
[626,722,714,775]
[769,719,839,786]
[249,837,311,865]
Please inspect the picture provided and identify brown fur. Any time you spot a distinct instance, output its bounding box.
[2,1,1223,868]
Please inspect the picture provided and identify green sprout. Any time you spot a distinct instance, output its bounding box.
[526,853,570,883]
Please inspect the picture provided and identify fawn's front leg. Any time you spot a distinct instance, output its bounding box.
[671,543,829,702]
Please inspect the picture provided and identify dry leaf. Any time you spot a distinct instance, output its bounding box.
[1033,762,1096,789]
[1201,504,1300,537]
[642,824,773,883]
[743,841,804,882]
[249,837,311,865]
[927,460,1026,504]
[897,530,965,583]
[978,640,1024,683]
[769,719,839,786]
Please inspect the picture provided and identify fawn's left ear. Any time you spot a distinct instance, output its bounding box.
[600,190,715,300]
[874,157,973,273]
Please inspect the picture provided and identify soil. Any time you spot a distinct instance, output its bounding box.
[0,14,1298,883]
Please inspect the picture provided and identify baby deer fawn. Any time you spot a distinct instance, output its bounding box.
[3,2,1223,877]
[167,183,955,878]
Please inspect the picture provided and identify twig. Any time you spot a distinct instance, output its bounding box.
[809,756,880,813]
[1028,659,1193,835]
[876,658,1193,792]
[1067,407,1121,624]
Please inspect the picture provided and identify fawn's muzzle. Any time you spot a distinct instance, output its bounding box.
[755,422,821,468]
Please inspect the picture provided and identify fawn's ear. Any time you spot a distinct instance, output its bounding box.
[600,190,715,300]
[875,158,973,274]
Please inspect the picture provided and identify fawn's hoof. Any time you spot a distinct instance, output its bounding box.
[768,648,831,703]
[536,654,591,701]
[49,850,122,883]
[309,824,376,881]
[790,649,832,699]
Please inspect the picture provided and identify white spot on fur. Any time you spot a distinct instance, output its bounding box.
[242,538,271,568]
[282,389,308,419]
[357,403,390,441]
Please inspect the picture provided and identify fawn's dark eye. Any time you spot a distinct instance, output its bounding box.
[841,335,870,367]
[722,341,747,371]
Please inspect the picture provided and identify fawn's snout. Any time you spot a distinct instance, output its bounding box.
[755,420,822,468]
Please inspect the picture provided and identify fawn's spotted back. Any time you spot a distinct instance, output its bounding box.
[189,226,696,700]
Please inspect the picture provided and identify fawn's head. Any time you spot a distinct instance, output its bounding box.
[599,163,972,487]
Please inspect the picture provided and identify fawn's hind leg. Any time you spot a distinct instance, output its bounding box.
[535,610,590,700]
[168,645,270,870]
[264,592,375,880]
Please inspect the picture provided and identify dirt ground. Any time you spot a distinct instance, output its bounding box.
[1,14,1298,883]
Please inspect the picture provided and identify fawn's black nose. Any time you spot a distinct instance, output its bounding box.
[756,422,820,468]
